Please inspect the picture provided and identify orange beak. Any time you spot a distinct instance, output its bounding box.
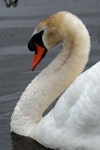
[30,43,47,70]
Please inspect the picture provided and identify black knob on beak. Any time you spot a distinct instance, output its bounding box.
[28,37,36,52]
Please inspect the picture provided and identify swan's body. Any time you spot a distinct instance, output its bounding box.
[11,11,100,150]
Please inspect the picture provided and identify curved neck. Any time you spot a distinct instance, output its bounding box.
[18,31,90,122]
[11,19,90,137]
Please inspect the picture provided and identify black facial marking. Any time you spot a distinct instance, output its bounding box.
[28,30,44,52]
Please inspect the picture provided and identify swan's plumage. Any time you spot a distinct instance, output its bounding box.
[36,61,100,150]
[11,11,100,150]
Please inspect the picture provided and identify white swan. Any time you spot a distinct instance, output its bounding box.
[11,11,100,150]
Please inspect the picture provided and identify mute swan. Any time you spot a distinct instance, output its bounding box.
[11,11,100,150]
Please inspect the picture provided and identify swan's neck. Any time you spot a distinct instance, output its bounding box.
[11,20,90,137]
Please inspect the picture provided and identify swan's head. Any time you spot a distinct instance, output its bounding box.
[28,11,90,70]
[28,12,65,70]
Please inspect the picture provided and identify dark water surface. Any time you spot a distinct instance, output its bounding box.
[0,0,100,150]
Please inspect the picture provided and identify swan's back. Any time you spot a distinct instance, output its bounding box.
[36,61,100,150]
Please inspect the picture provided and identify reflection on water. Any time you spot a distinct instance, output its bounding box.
[11,132,52,150]
[3,0,18,8]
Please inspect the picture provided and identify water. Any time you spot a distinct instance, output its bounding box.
[0,0,100,150]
